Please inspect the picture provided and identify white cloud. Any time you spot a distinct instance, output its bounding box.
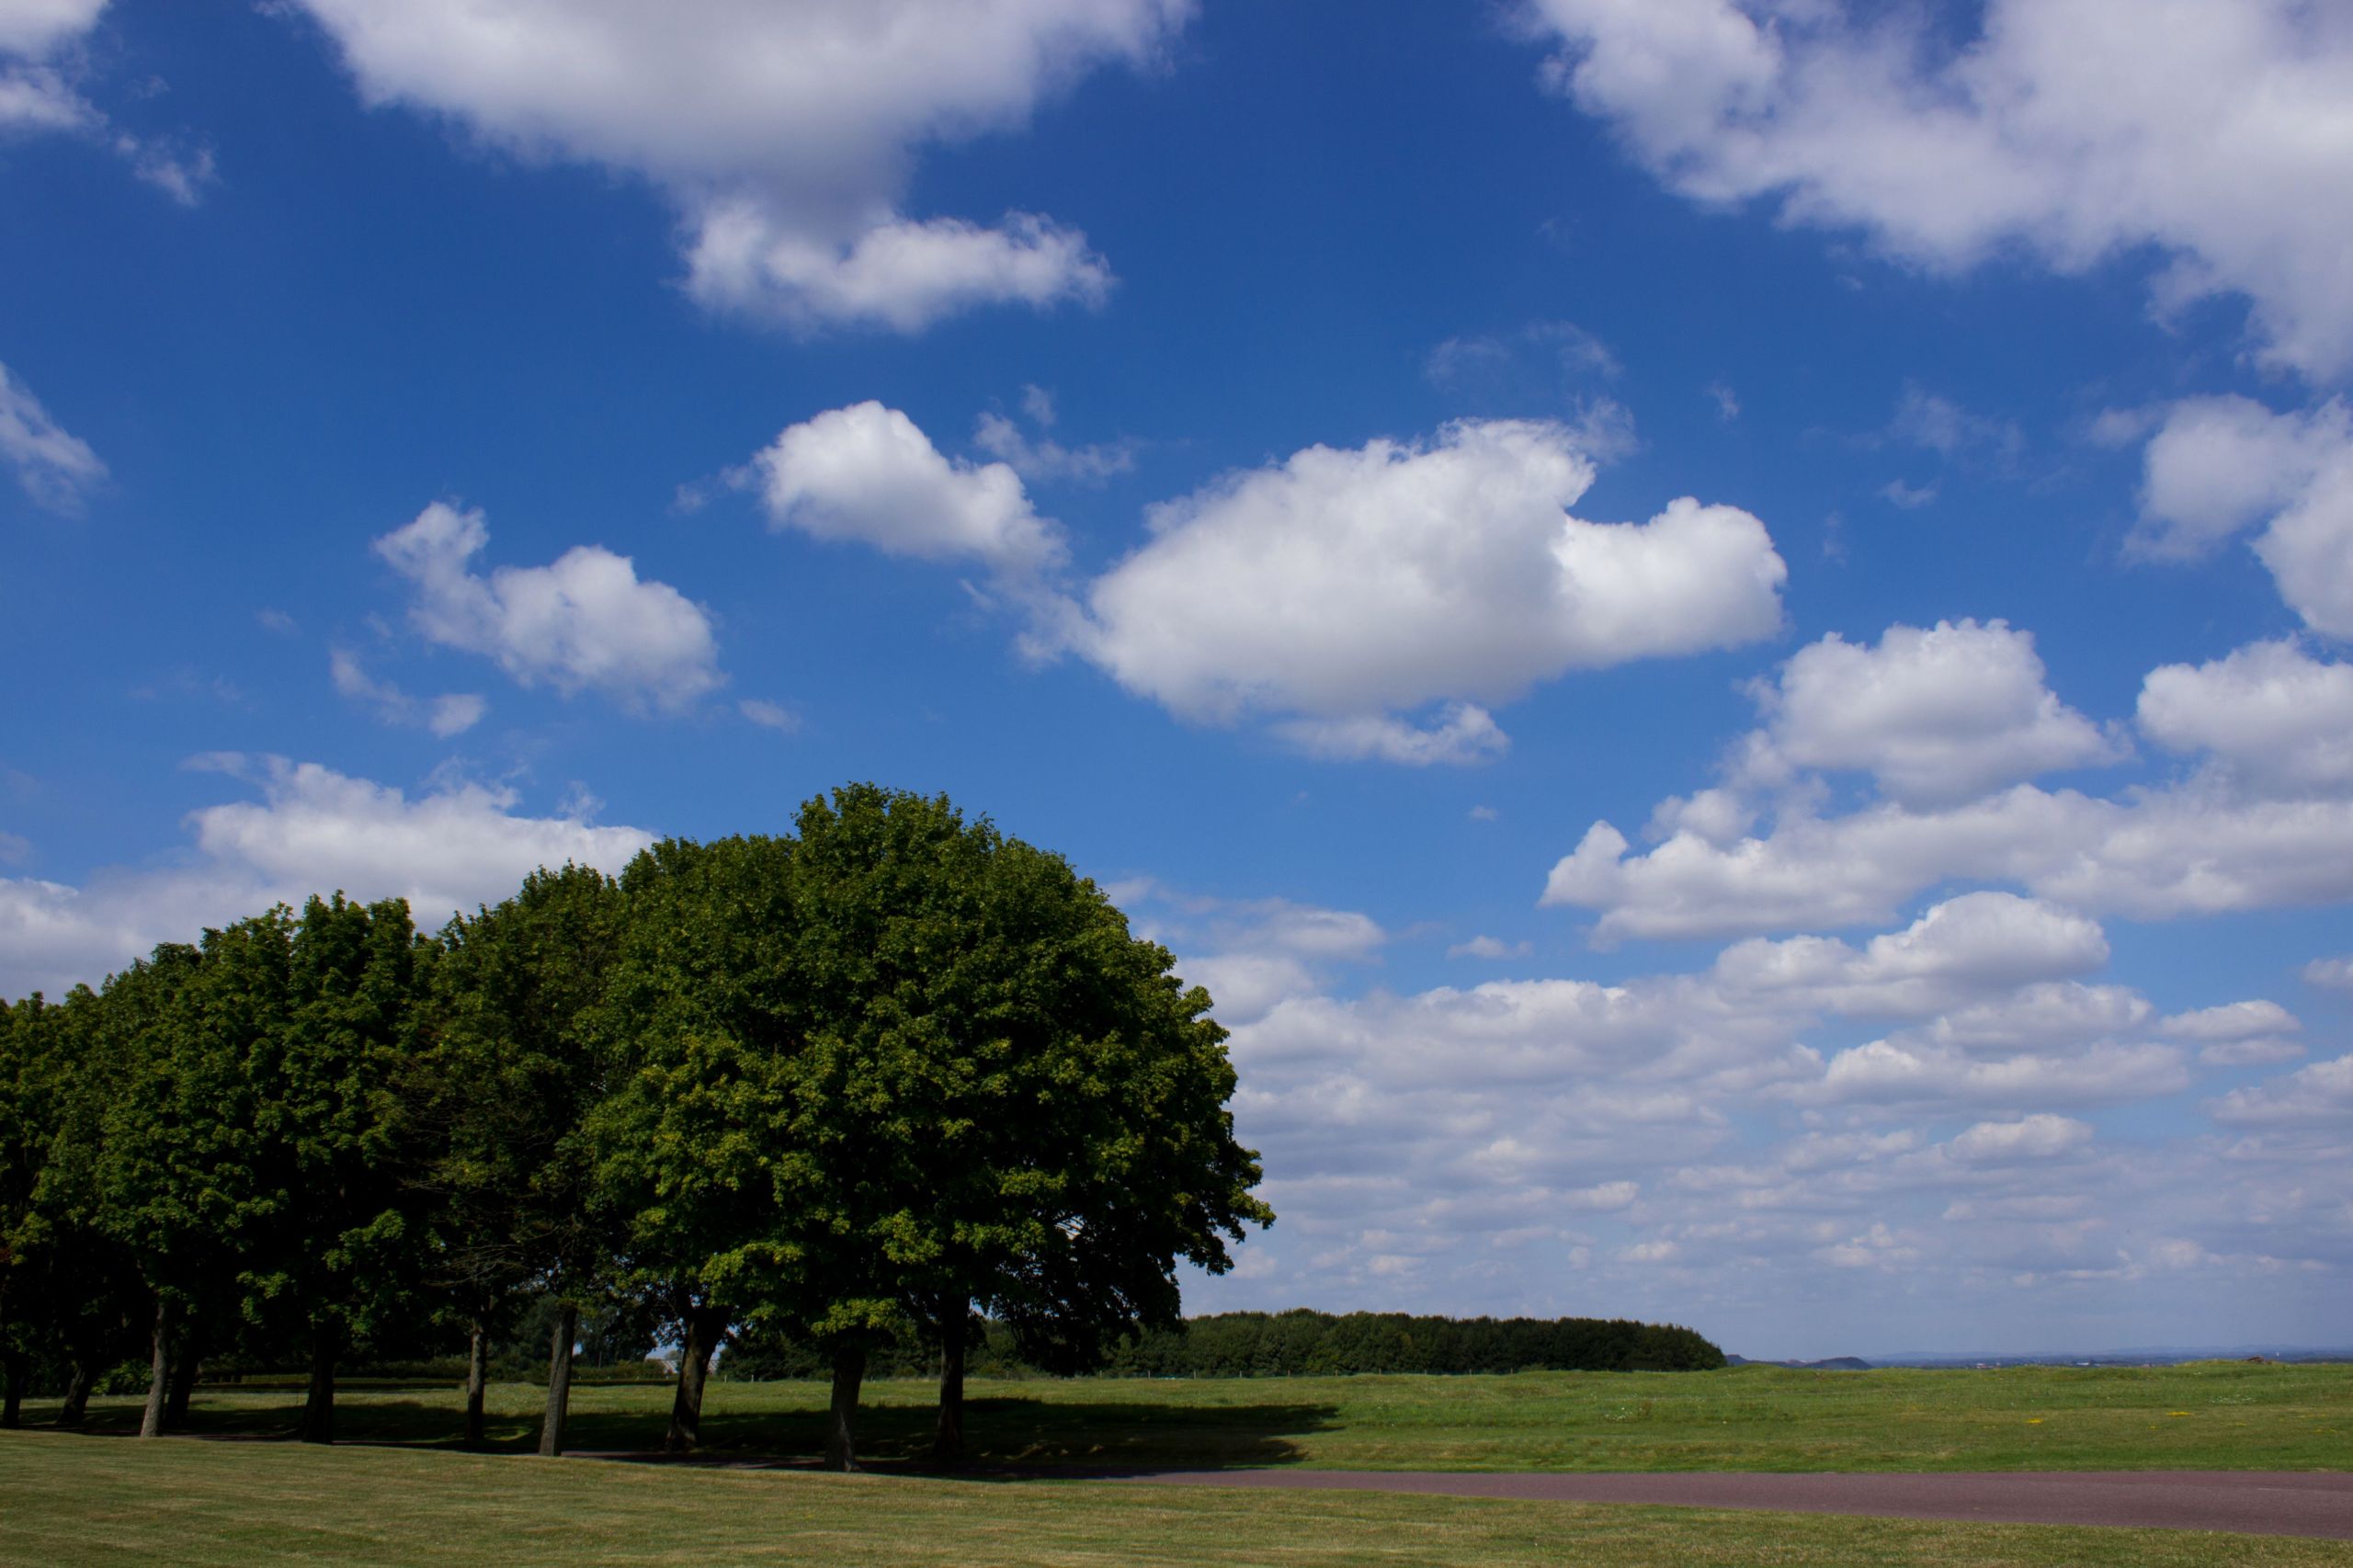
[1074,417,1785,748]
[1813,1039,2188,1110]
[739,698,800,733]
[1271,703,1509,767]
[0,4,214,200]
[0,0,105,57]
[330,648,486,737]
[1889,384,2022,469]
[1707,892,2109,1020]
[2305,955,2353,992]
[2135,400,2353,637]
[0,359,105,514]
[1739,619,2123,808]
[2159,999,2301,1043]
[755,401,1064,574]
[746,408,1785,763]
[1547,783,2353,943]
[2140,641,2353,796]
[0,755,652,997]
[1450,935,1533,960]
[0,0,100,131]
[373,501,723,713]
[287,0,1182,331]
[1944,1115,2094,1164]
[972,407,1133,485]
[2210,1053,2353,1127]
[1518,0,2353,378]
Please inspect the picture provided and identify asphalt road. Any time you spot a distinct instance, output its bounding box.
[1106,1469,2353,1540]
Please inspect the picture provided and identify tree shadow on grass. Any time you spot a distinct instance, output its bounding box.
[12,1391,1342,1471]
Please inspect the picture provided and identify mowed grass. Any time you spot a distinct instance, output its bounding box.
[20,1359,2353,1471]
[4,1431,2352,1568]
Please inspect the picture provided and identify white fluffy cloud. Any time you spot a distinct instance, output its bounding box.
[373,502,723,713]
[754,400,1064,574]
[1739,619,2121,807]
[2210,1053,2353,1127]
[2135,400,2353,637]
[287,0,1182,330]
[0,359,105,513]
[1943,1115,2094,1164]
[1076,417,1785,756]
[0,756,653,997]
[1548,783,2353,943]
[2306,955,2353,992]
[744,407,1785,763]
[0,0,100,130]
[2161,999,2304,1067]
[1518,0,2353,378]
[2139,641,2353,796]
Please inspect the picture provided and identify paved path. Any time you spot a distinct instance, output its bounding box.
[1105,1469,2353,1540]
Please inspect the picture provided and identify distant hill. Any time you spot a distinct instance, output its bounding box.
[1726,1354,1872,1370]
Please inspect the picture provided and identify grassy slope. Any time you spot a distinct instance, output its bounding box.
[4,1433,2351,1568]
[25,1361,2352,1471]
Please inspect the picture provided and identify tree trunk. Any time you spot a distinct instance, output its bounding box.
[296,1323,337,1445]
[139,1295,172,1438]
[824,1341,867,1473]
[165,1347,201,1430]
[56,1356,94,1429]
[931,1302,967,1467]
[662,1305,725,1455]
[2,1348,27,1429]
[538,1300,578,1458]
[463,1312,490,1449]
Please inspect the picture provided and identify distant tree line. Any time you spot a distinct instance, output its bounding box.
[722,1308,1724,1381]
[0,784,1272,1469]
[1107,1309,1723,1376]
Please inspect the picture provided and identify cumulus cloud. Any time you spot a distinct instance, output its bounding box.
[329,648,486,738]
[2134,400,2353,638]
[1738,619,2123,807]
[373,502,723,713]
[1707,892,2109,1019]
[972,404,1133,485]
[754,401,1065,574]
[2306,955,2353,992]
[0,359,105,514]
[2161,999,2305,1068]
[0,0,101,131]
[1547,783,2353,943]
[1074,417,1786,755]
[1518,0,2353,378]
[2210,1053,2353,1126]
[1812,1039,2188,1110]
[745,407,1785,763]
[2139,641,2353,796]
[286,0,1183,330]
[1943,1115,2094,1164]
[0,755,653,997]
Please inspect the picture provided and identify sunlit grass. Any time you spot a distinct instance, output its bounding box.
[23,1359,2352,1472]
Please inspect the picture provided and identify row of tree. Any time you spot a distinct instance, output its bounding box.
[1105,1310,1723,1377]
[0,784,1273,1468]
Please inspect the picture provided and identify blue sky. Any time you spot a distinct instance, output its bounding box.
[6,0,2353,1359]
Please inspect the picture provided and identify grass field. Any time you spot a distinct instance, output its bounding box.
[3,1429,2351,1568]
[20,1360,2352,1471]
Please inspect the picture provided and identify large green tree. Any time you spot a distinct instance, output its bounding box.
[414,864,625,1454]
[94,931,278,1439]
[240,894,424,1443]
[777,785,1273,1470]
[590,834,803,1454]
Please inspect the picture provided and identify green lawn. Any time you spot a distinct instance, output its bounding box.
[17,1360,2353,1472]
[2,1430,2349,1568]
